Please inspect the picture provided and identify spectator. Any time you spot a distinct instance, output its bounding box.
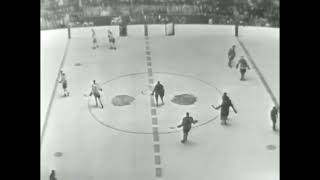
[41,0,279,29]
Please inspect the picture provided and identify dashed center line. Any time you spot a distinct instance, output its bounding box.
[145,36,163,178]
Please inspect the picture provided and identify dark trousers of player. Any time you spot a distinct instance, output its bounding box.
[228,56,235,68]
[93,39,98,49]
[94,94,103,108]
[240,69,246,80]
[62,82,69,96]
[155,93,164,106]
[109,40,116,50]
[220,110,229,125]
[221,115,228,125]
[182,128,190,143]
[272,119,277,131]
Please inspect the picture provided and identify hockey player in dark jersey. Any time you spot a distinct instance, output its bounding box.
[177,112,198,143]
[212,92,237,125]
[228,45,236,68]
[236,56,250,81]
[151,81,165,106]
[271,106,278,131]
[49,170,57,180]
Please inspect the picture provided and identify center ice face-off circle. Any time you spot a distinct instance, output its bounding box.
[88,72,221,134]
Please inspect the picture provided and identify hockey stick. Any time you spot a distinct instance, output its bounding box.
[132,89,148,98]
[83,93,92,97]
[211,104,237,114]
[140,89,148,95]
[170,120,199,129]
[211,105,218,110]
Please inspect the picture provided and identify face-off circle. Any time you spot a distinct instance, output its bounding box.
[88,72,222,134]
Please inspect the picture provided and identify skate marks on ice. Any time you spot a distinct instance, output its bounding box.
[175,140,198,147]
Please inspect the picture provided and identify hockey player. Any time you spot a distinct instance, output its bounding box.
[151,81,165,106]
[212,92,237,125]
[108,30,116,50]
[91,29,98,49]
[59,71,69,97]
[177,112,198,143]
[89,80,104,108]
[228,45,236,68]
[49,170,57,180]
[236,56,250,81]
[271,106,278,131]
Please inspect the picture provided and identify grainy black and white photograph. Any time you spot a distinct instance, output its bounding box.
[41,0,279,180]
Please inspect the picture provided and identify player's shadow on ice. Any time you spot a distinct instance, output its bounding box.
[56,94,70,99]
[181,140,198,147]
[221,120,237,128]
[221,123,233,128]
[241,77,259,85]
[88,104,102,109]
[156,103,165,108]
[151,103,165,108]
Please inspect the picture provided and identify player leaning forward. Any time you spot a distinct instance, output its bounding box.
[212,93,237,125]
[177,112,198,143]
[89,80,104,108]
[151,81,165,106]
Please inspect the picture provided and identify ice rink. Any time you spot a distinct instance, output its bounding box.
[41,24,279,180]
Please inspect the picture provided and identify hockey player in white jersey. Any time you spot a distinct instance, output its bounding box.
[91,29,99,49]
[89,80,104,108]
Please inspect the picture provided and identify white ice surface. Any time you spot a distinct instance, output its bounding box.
[41,29,68,132]
[238,26,279,102]
[41,25,279,180]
